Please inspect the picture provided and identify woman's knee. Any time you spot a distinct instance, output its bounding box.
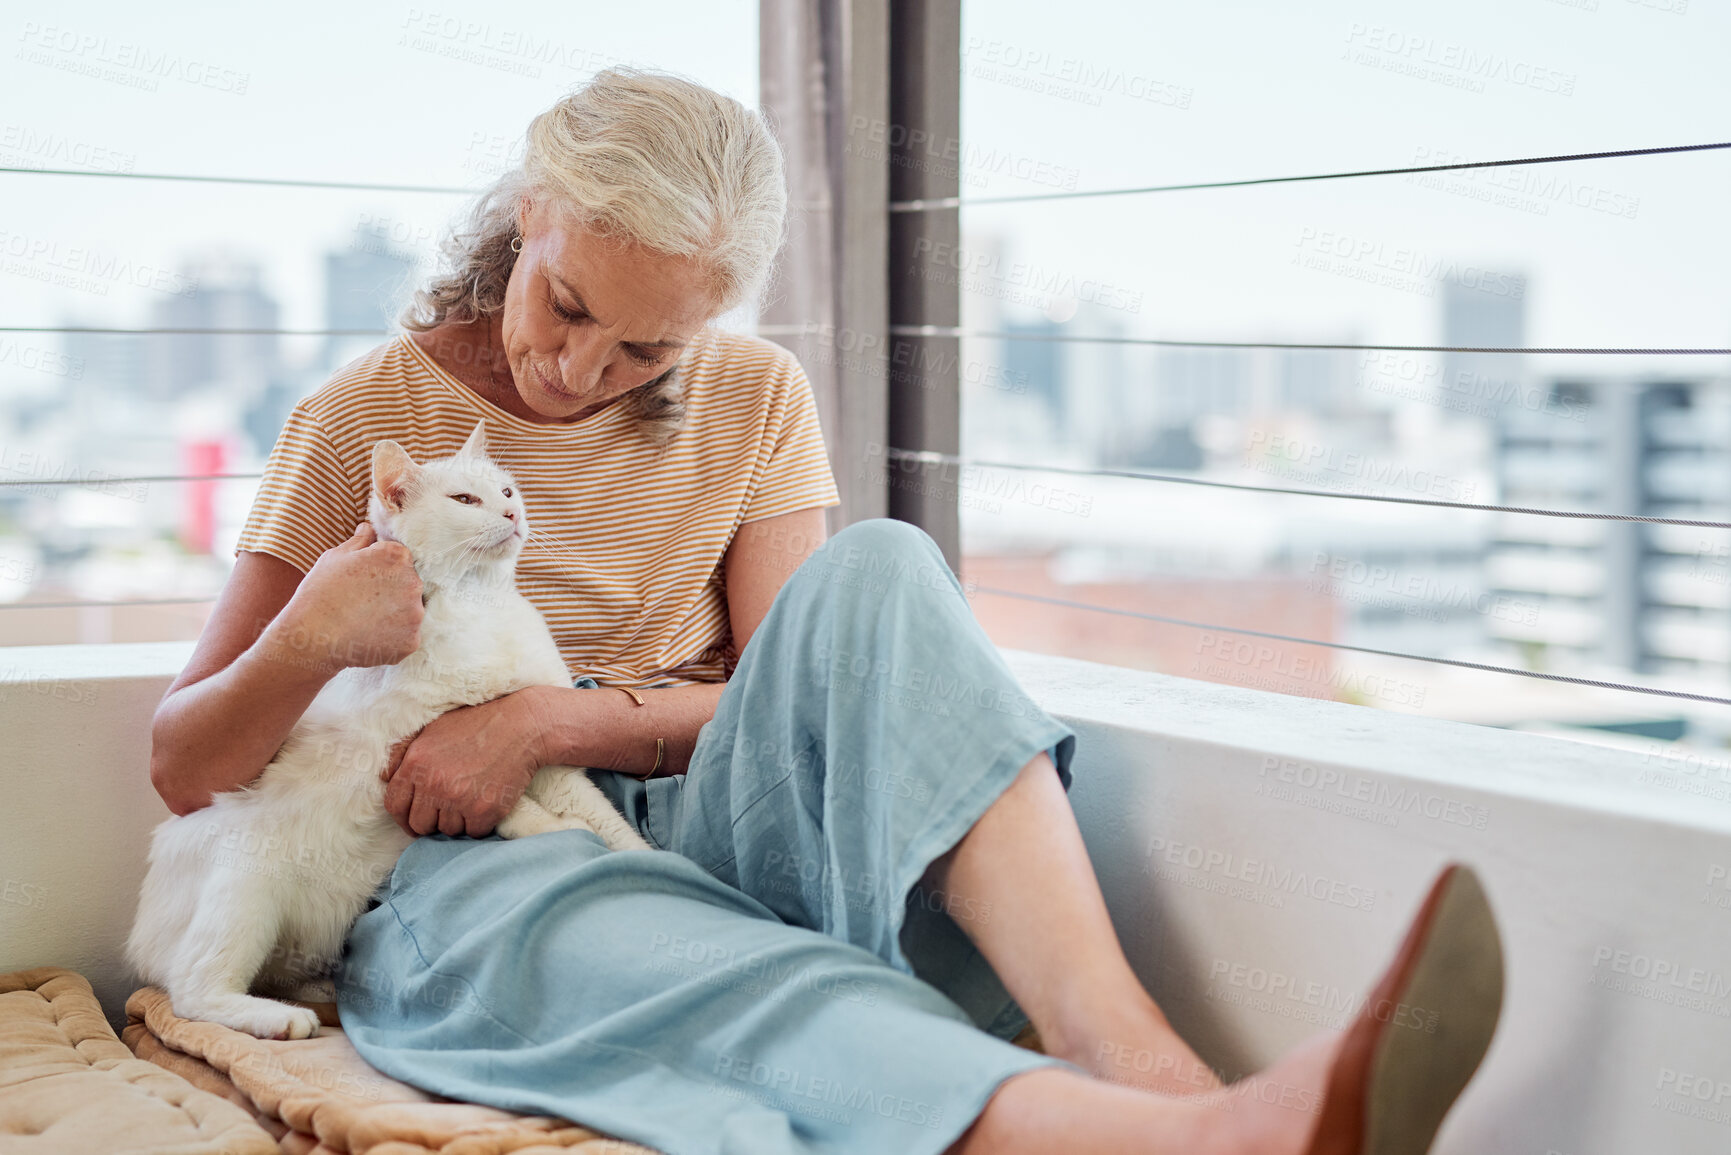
[812,518,957,596]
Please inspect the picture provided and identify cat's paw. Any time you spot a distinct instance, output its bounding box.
[250,1003,323,1041]
[180,994,323,1041]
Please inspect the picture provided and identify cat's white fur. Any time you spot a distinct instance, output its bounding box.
[125,420,650,1041]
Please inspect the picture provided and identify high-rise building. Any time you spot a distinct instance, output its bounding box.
[324,225,418,371]
[1440,275,1526,422]
[146,258,280,405]
[1487,377,1731,681]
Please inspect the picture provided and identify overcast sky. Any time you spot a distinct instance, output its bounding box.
[2,0,1725,383]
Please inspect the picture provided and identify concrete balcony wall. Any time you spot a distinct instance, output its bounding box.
[3,642,1730,1153]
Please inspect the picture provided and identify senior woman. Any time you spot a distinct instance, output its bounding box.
[147,68,1502,1155]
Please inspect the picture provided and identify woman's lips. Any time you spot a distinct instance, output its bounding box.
[534,363,580,401]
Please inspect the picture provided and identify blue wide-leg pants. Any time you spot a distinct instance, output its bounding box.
[336,518,1083,1155]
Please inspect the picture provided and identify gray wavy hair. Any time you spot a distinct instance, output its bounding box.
[402,67,787,445]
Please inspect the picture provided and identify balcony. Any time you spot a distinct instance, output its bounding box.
[3,640,1729,1153]
[5,4,1731,1152]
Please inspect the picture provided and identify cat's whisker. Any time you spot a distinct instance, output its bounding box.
[524,529,608,582]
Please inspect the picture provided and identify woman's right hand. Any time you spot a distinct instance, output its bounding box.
[265,523,425,675]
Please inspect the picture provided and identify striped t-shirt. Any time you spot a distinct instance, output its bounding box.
[233,329,841,687]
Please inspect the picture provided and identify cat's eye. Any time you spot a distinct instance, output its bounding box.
[450,493,480,505]
[501,486,513,498]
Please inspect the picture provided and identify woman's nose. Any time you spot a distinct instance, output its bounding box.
[561,327,610,390]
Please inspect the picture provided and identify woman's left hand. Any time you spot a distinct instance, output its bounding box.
[381,688,559,837]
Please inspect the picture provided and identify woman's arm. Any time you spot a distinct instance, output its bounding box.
[536,504,831,771]
[380,506,831,837]
[150,525,426,815]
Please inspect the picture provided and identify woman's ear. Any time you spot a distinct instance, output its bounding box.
[371,441,421,511]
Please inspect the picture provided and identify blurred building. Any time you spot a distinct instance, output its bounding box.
[1440,274,1527,420]
[324,224,417,371]
[241,229,418,459]
[1488,378,1731,682]
[147,258,280,403]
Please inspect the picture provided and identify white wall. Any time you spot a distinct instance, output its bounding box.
[2,642,1729,1153]
[1001,649,1731,1155]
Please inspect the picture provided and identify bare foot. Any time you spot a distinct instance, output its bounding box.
[1045,996,1225,1098]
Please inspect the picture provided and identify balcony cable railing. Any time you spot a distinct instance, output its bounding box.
[0,166,468,195]
[6,139,1730,711]
[6,138,1724,207]
[965,586,1731,709]
[888,139,1731,212]
[0,326,395,337]
[0,474,262,487]
[885,326,1731,357]
[10,323,1728,357]
[883,450,1731,529]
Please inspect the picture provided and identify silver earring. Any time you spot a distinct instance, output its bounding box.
[509,235,523,254]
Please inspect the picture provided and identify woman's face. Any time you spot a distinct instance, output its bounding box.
[497,200,719,422]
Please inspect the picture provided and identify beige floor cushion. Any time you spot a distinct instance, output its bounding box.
[123,986,660,1154]
[0,966,278,1153]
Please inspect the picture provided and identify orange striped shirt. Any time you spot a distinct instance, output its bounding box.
[233,329,840,687]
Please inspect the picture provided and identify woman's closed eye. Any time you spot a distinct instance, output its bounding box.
[549,293,668,367]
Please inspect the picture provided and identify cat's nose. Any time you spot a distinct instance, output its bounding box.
[502,510,517,521]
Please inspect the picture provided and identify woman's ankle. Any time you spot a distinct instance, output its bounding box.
[1043,994,1222,1095]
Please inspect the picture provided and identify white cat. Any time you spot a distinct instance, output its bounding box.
[126,420,650,1041]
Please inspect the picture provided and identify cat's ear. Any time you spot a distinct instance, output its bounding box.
[371,441,421,512]
[457,420,488,461]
